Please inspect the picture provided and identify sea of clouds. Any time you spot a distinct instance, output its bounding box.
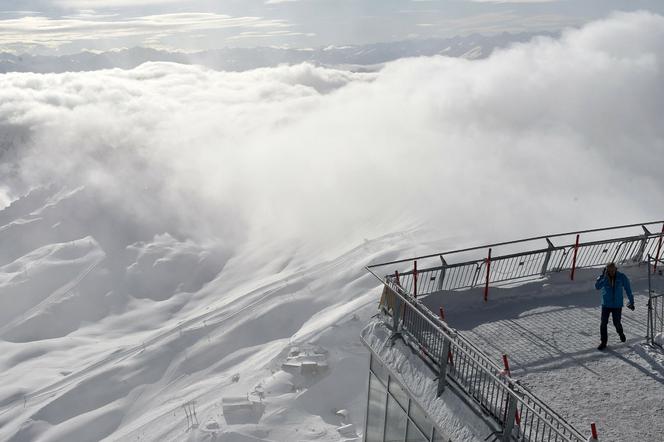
[1,11,663,257]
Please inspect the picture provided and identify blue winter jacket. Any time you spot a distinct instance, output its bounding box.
[594,271,634,308]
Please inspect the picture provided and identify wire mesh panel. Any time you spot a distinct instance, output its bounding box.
[367,222,664,442]
[512,399,578,442]
[649,294,664,348]
[378,287,587,442]
[645,237,664,263]
[439,263,482,291]
[647,256,664,347]
[367,223,664,441]
[446,336,511,421]
[370,222,664,299]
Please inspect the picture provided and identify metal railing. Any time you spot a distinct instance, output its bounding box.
[378,283,586,442]
[367,222,664,441]
[369,221,664,298]
[647,255,664,348]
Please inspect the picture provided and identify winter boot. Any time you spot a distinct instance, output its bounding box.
[619,332,626,343]
[597,342,607,351]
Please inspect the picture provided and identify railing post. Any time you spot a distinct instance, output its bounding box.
[392,298,401,332]
[502,387,519,442]
[647,257,653,344]
[502,354,511,377]
[437,338,451,396]
[437,255,447,291]
[570,234,580,280]
[654,224,664,272]
[413,260,418,298]
[634,225,651,263]
[499,354,522,432]
[392,290,402,334]
[484,248,492,302]
[390,270,403,333]
[647,297,653,345]
[540,238,555,276]
[471,264,482,288]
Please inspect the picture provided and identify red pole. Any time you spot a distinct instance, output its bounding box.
[502,354,511,377]
[570,234,580,280]
[413,260,418,298]
[500,354,520,426]
[654,224,664,272]
[591,422,598,440]
[484,248,492,302]
[438,307,454,363]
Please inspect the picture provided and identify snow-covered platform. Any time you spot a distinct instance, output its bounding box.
[361,319,497,442]
[421,266,664,442]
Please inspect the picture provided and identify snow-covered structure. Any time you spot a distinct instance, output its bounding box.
[361,222,664,441]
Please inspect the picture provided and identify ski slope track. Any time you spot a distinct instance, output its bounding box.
[2,191,664,442]
[1,11,664,440]
[0,254,105,340]
[0,186,418,442]
[2,279,285,412]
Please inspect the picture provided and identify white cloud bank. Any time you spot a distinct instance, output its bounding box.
[1,11,663,257]
[468,0,556,3]
[55,0,186,6]
[0,12,298,51]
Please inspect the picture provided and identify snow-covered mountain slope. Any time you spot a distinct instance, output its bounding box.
[0,32,554,74]
[0,185,415,442]
[1,11,664,442]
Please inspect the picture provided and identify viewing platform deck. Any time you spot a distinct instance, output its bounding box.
[421,267,664,442]
[366,221,664,442]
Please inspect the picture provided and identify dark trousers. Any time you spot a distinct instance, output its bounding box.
[600,307,623,344]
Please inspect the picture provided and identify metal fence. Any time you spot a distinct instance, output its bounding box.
[369,221,664,298]
[379,284,586,442]
[647,255,664,348]
[367,222,664,441]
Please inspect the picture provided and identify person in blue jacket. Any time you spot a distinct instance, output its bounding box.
[594,262,634,350]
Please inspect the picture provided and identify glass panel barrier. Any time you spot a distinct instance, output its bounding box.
[384,395,407,442]
[366,372,387,442]
[405,419,428,442]
[388,377,410,411]
[432,427,448,442]
[371,353,389,384]
[408,399,433,438]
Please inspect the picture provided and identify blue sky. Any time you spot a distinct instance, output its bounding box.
[1,0,664,54]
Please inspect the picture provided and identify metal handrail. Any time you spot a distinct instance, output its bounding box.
[398,285,579,432]
[373,279,586,441]
[365,222,664,441]
[368,220,664,268]
[369,222,664,297]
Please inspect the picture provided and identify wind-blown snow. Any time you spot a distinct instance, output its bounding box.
[656,333,664,347]
[0,11,663,442]
[2,11,664,252]
[361,320,493,441]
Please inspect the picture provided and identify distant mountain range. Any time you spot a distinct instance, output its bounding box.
[0,31,557,73]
